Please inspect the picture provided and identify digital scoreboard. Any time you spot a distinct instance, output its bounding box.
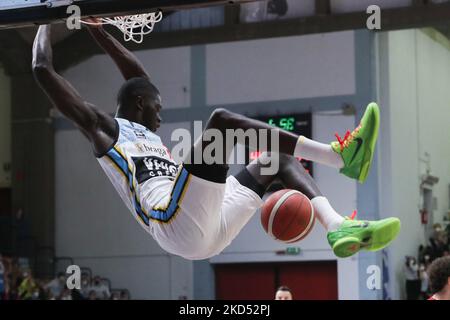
[248,113,313,188]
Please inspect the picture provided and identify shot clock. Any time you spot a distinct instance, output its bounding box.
[267,117,296,132]
[248,113,313,191]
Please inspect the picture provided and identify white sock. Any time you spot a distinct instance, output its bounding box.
[311,196,345,232]
[294,136,344,169]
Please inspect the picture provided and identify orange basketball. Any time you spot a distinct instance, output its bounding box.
[261,189,315,243]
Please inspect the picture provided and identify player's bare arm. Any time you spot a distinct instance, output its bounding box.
[32,24,117,156]
[85,18,150,81]
[85,22,299,156]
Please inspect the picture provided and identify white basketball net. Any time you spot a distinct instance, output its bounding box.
[82,11,163,44]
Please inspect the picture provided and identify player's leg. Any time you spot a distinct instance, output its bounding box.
[185,108,338,168]
[238,152,344,232]
[214,152,342,255]
[293,102,380,182]
[186,102,380,183]
[231,153,400,258]
[213,152,343,256]
[181,103,385,258]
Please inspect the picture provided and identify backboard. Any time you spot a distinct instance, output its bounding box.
[0,0,260,29]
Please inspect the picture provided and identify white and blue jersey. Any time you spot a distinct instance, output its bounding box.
[0,262,4,296]
[97,118,184,230]
[97,118,263,260]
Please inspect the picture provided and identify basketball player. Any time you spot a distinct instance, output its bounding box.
[275,286,293,300]
[32,24,400,260]
[427,256,450,300]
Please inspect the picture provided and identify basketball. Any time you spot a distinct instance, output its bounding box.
[261,189,315,243]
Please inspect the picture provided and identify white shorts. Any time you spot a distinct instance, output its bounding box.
[149,167,264,260]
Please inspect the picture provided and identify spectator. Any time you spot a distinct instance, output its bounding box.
[110,292,120,300]
[33,279,48,300]
[0,254,130,300]
[1,257,21,300]
[429,224,448,259]
[71,288,85,300]
[419,263,429,300]
[18,270,37,300]
[13,259,24,290]
[445,221,450,245]
[404,256,420,300]
[120,290,130,300]
[275,286,293,300]
[14,208,31,241]
[60,288,72,300]
[433,223,448,245]
[424,254,432,268]
[44,272,66,299]
[89,276,110,300]
[88,290,98,300]
[47,290,56,300]
[428,256,450,300]
[0,254,5,300]
[80,273,91,298]
[7,274,17,300]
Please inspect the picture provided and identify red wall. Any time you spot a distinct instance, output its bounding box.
[215,261,338,300]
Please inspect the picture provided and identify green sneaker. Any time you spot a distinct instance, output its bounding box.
[331,102,380,183]
[327,212,401,258]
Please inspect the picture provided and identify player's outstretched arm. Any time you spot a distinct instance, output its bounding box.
[86,19,150,81]
[32,25,117,155]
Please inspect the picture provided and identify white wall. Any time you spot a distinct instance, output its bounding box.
[415,30,450,224]
[206,31,356,105]
[377,29,450,299]
[0,64,11,188]
[62,46,191,111]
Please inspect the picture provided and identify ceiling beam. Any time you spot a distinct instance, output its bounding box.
[0,0,260,29]
[53,1,450,71]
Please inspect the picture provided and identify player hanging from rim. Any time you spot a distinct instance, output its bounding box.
[31,23,400,260]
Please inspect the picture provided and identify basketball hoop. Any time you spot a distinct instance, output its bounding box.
[81,11,163,44]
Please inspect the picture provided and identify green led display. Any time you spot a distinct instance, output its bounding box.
[267,117,295,132]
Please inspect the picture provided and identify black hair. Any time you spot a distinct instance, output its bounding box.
[277,286,291,292]
[428,256,450,293]
[116,77,159,112]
